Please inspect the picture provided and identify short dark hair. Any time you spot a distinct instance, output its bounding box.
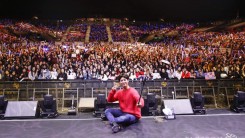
[117,74,129,81]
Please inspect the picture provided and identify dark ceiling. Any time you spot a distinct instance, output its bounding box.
[0,0,244,22]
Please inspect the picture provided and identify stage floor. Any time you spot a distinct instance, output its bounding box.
[0,109,244,138]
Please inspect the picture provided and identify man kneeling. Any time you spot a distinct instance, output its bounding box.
[102,74,144,133]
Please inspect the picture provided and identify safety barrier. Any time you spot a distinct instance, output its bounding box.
[0,79,244,111]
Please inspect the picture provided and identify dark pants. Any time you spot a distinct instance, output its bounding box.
[105,108,138,125]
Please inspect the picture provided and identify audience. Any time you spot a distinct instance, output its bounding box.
[0,19,244,81]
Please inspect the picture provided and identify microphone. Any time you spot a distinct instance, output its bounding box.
[138,76,147,105]
[142,76,147,86]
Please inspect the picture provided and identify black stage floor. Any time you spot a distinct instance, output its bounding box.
[0,109,244,138]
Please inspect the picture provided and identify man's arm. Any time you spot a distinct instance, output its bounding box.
[107,85,118,102]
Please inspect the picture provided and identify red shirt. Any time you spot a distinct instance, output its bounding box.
[136,71,144,78]
[107,87,144,119]
[184,57,190,63]
[181,71,191,78]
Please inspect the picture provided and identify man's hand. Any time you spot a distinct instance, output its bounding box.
[112,82,119,90]
[137,102,143,108]
[112,86,117,90]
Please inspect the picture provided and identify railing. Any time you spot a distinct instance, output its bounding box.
[0,79,244,111]
[0,78,244,89]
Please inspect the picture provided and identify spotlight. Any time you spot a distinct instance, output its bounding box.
[142,93,158,116]
[191,92,206,114]
[0,95,8,119]
[40,94,58,118]
[230,91,245,113]
[93,94,107,117]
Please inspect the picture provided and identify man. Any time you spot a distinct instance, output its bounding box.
[102,74,144,133]
[57,68,67,81]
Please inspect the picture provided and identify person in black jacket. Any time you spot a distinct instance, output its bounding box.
[160,68,169,80]
[57,68,67,81]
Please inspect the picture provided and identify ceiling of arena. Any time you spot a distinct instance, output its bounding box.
[0,0,244,21]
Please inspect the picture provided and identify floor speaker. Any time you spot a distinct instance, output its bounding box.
[162,99,193,114]
[78,98,95,111]
[4,101,40,118]
[78,98,95,108]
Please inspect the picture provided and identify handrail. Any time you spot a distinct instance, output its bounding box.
[0,78,243,89]
[0,79,244,110]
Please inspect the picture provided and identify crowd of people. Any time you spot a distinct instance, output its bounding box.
[0,20,68,44]
[129,23,174,41]
[89,24,108,42]
[110,24,129,42]
[0,20,244,81]
[65,24,87,42]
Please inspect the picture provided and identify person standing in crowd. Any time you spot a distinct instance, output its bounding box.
[57,68,67,81]
[160,68,169,80]
[50,67,58,80]
[19,68,29,81]
[196,69,205,79]
[102,74,144,133]
[174,67,182,80]
[28,67,38,81]
[181,68,191,79]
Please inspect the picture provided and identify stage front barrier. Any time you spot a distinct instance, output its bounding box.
[0,79,244,113]
[174,86,189,99]
[91,87,108,98]
[62,88,79,113]
[200,86,217,108]
[0,89,20,101]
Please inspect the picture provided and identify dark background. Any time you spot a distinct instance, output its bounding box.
[0,0,244,22]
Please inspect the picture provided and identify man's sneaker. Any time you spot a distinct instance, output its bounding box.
[101,113,108,121]
[111,122,121,133]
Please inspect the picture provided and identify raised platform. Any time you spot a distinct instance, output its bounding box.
[0,109,244,138]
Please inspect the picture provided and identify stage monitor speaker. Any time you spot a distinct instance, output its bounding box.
[4,101,39,118]
[162,99,193,114]
[78,98,95,111]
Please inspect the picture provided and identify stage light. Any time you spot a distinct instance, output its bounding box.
[191,92,206,114]
[0,95,8,119]
[93,94,107,117]
[40,94,58,118]
[230,91,245,113]
[142,93,158,116]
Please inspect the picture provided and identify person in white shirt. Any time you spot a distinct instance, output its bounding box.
[101,71,109,81]
[67,69,76,80]
[28,67,38,81]
[151,69,161,80]
[50,67,58,79]
[129,69,137,81]
[168,68,175,79]
[174,67,182,80]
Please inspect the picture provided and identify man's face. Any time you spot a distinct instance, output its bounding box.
[120,77,128,88]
